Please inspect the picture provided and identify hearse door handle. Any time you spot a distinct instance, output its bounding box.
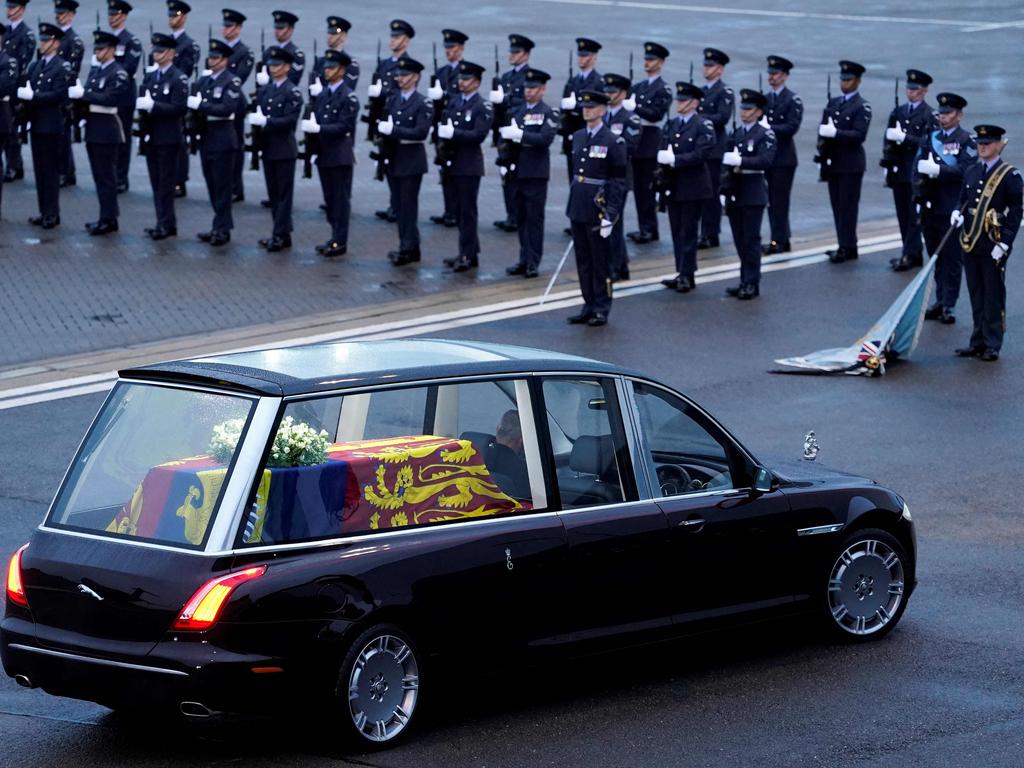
[677,516,705,531]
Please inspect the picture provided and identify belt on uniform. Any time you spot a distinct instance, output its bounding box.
[207,115,233,121]
[739,169,764,175]
[1,96,9,102]
[640,119,660,128]
[399,139,425,145]
[89,105,118,115]
[575,175,606,185]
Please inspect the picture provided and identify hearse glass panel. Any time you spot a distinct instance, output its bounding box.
[46,382,257,549]
[238,378,548,546]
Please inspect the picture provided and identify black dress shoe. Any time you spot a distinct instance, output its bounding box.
[442,255,458,268]
[661,276,679,289]
[149,227,177,241]
[737,284,759,300]
[260,199,272,208]
[924,304,943,320]
[322,242,347,258]
[939,308,956,325]
[4,168,24,182]
[60,175,77,188]
[626,230,643,240]
[319,203,328,212]
[954,346,982,358]
[980,348,999,362]
[697,236,719,250]
[892,255,923,272]
[567,312,592,325]
[443,215,457,227]
[174,184,186,198]
[763,240,790,255]
[265,236,292,252]
[725,284,743,297]
[451,255,478,272]
[209,231,231,246]
[375,207,397,222]
[524,266,539,278]
[587,313,608,326]
[506,263,527,276]
[28,216,45,226]
[630,231,658,245]
[390,249,421,266]
[676,275,694,293]
[232,192,245,203]
[845,248,859,260]
[198,231,214,242]
[492,218,513,231]
[87,220,118,236]
[828,247,847,263]
[41,216,60,229]
[616,266,630,281]
[116,182,128,194]
[258,237,272,248]
[563,226,572,236]
[315,241,328,254]
[431,214,450,225]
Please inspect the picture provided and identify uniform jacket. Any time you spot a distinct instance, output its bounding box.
[140,64,188,146]
[196,69,245,151]
[723,122,777,207]
[566,123,628,223]
[373,57,404,100]
[441,91,492,176]
[819,92,871,174]
[82,61,129,144]
[172,31,201,78]
[114,27,142,104]
[560,68,603,138]
[24,55,71,134]
[914,125,976,213]
[226,41,254,84]
[57,27,85,77]
[629,76,672,158]
[499,64,528,111]
[658,113,715,201]
[261,40,305,86]
[509,99,559,180]
[257,79,302,161]
[313,80,358,167]
[604,105,641,186]
[311,51,359,89]
[385,89,432,177]
[0,52,16,135]
[765,87,803,168]
[959,158,1024,254]
[1,21,35,75]
[697,79,734,160]
[883,100,933,182]
[435,61,462,99]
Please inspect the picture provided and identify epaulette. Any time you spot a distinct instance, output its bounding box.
[231,76,242,87]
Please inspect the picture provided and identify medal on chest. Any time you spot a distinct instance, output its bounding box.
[588,145,608,159]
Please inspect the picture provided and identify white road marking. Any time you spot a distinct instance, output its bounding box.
[0,236,902,412]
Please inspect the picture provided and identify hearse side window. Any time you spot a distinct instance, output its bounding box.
[540,378,635,510]
[631,382,735,497]
[240,379,546,546]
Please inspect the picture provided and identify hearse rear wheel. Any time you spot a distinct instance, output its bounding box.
[337,623,422,748]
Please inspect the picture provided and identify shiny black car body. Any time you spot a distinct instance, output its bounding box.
[2,340,916,747]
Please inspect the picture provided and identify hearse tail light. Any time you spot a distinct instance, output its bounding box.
[173,565,267,631]
[6,544,29,608]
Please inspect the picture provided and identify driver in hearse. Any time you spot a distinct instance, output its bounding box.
[484,409,530,499]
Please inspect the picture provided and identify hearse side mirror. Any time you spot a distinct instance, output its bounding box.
[587,398,608,410]
[753,466,773,494]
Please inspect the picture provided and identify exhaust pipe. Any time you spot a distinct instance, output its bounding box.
[179,701,213,718]
[14,674,35,689]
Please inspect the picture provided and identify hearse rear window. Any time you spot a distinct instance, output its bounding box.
[47,382,256,549]
[240,380,547,546]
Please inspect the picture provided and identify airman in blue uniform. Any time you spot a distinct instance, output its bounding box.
[696,47,734,249]
[106,0,140,194]
[166,0,200,198]
[427,28,466,230]
[560,38,603,185]
[490,33,533,233]
[721,89,777,299]
[763,55,803,255]
[54,0,84,188]
[0,23,18,211]
[626,41,672,247]
[657,81,716,293]
[310,17,359,91]
[369,19,414,223]
[500,67,559,278]
[602,72,642,281]
[565,89,627,327]
[22,22,70,228]
[221,8,253,203]
[2,0,34,183]
[819,60,871,263]
[254,11,305,89]
[192,38,245,246]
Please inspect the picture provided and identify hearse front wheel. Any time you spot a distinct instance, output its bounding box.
[337,623,422,748]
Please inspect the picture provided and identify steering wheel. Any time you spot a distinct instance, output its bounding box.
[656,464,692,496]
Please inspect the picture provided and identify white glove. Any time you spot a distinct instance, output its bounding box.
[885,122,906,144]
[301,114,320,134]
[561,92,576,110]
[498,166,508,177]
[499,119,523,143]
[950,210,964,228]
[248,106,267,127]
[437,118,455,139]
[722,149,742,167]
[186,93,202,110]
[992,242,1008,262]
[377,114,394,135]
[656,146,675,166]
[719,194,727,207]
[426,82,443,101]
[16,82,34,101]
[90,54,100,67]
[599,218,613,239]
[145,63,158,74]
[255,70,270,87]
[135,90,154,111]
[488,84,504,104]
[309,78,323,97]
[201,68,213,78]
[818,117,837,138]
[67,79,84,99]
[367,79,383,98]
[917,156,941,178]
[758,115,769,129]
[622,94,636,111]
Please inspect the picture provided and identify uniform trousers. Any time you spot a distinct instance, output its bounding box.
[453,175,481,259]
[513,177,547,269]
[318,163,353,246]
[262,158,296,238]
[30,132,61,219]
[176,135,189,187]
[963,249,1007,351]
[201,148,234,232]
[146,143,179,230]
[86,142,120,222]
[609,190,630,275]
[766,166,796,246]
[59,123,76,181]
[392,173,422,252]
[827,171,863,251]
[116,105,133,187]
[923,210,962,308]
[727,204,766,287]
[668,199,703,278]
[632,157,658,237]
[5,132,23,173]
[891,180,923,260]
[501,177,517,226]
[699,158,723,240]
[571,219,613,317]
[441,169,454,218]
[232,115,246,197]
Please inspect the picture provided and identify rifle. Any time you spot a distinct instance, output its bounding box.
[134,21,155,156]
[758,71,762,92]
[491,43,501,146]
[362,38,384,143]
[880,76,900,188]
[300,39,319,179]
[247,29,267,170]
[814,73,832,182]
[628,51,633,84]
[689,60,693,83]
[429,41,441,144]
[560,48,581,157]
[186,71,205,155]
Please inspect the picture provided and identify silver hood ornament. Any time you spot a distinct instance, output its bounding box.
[77,584,104,601]
[803,431,820,461]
